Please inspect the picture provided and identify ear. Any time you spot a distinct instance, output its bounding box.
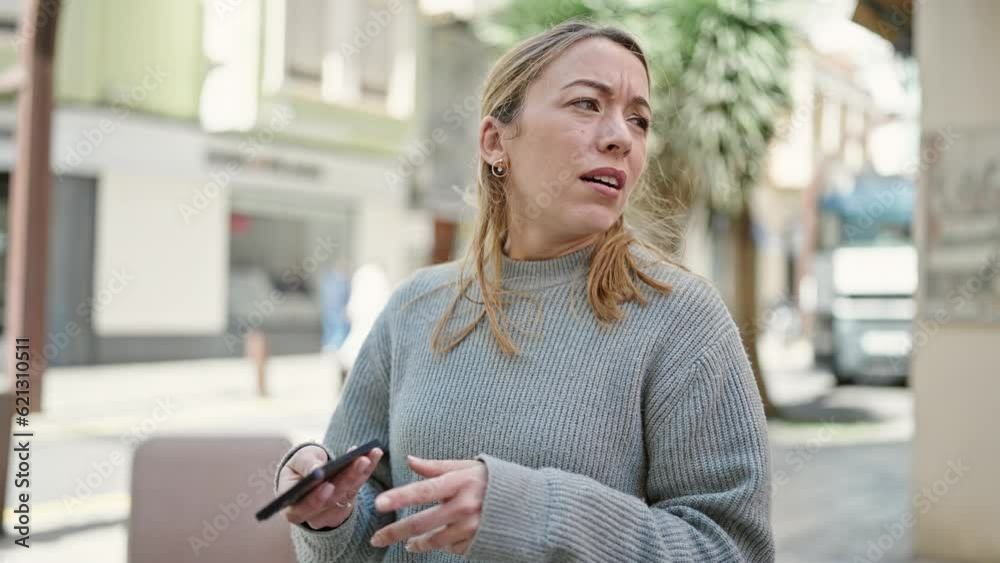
[478,116,506,169]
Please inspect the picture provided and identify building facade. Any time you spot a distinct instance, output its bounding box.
[0,0,432,365]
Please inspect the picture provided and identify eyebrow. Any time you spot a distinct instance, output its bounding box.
[561,78,651,114]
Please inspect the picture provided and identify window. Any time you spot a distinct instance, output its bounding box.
[284,0,325,83]
[358,0,394,102]
[0,0,21,50]
[0,0,20,30]
[272,0,408,113]
[228,206,354,333]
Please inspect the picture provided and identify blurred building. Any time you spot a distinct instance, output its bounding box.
[411,2,501,261]
[411,14,485,262]
[0,0,433,364]
[758,35,886,309]
[684,20,915,324]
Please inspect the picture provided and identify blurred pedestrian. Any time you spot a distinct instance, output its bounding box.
[320,258,353,352]
[275,21,772,563]
[334,262,391,378]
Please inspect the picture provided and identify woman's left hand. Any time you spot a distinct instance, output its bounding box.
[369,455,487,555]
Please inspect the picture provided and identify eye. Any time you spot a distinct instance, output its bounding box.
[629,115,650,131]
[571,98,600,112]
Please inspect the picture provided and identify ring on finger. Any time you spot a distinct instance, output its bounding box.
[334,490,358,508]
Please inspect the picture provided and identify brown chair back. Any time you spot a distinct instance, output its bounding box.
[128,435,295,563]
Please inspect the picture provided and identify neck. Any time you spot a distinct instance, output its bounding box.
[503,231,602,261]
[498,239,597,290]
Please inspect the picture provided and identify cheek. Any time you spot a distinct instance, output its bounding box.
[628,144,647,181]
[548,127,587,158]
[530,133,588,188]
[556,132,593,177]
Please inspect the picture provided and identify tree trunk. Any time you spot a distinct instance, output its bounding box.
[731,206,777,417]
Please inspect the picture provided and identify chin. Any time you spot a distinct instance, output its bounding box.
[567,207,620,234]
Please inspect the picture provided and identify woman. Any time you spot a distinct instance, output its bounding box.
[274,20,773,563]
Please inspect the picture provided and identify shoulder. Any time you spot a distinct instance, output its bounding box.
[628,245,741,363]
[393,259,463,300]
[381,258,466,320]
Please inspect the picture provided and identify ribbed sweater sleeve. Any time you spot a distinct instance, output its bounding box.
[272,303,397,562]
[463,325,774,562]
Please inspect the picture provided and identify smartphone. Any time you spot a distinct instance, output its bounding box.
[256,439,385,522]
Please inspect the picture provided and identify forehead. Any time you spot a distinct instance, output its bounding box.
[534,37,649,99]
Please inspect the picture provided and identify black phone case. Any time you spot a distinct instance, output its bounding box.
[255,439,384,521]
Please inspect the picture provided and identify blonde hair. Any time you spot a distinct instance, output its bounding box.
[428,20,683,356]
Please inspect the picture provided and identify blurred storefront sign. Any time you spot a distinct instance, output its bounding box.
[205,149,322,182]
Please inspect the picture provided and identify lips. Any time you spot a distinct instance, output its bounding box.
[580,167,626,191]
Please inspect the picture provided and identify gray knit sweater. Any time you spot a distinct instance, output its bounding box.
[273,243,774,562]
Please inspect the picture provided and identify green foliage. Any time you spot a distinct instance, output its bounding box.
[475,0,626,48]
[664,3,791,211]
[477,0,793,214]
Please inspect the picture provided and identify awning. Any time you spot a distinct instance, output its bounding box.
[852,0,914,56]
[821,175,915,225]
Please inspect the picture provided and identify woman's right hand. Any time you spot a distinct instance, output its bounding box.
[278,444,385,530]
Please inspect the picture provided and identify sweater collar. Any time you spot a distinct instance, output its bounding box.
[499,243,595,290]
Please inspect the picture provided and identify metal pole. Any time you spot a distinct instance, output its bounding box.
[5,0,60,408]
[247,330,270,397]
[1,0,61,535]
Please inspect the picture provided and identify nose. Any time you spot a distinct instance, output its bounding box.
[597,114,632,156]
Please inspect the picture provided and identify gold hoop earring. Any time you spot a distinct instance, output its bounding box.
[491,159,508,178]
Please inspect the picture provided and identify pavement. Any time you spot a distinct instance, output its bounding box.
[0,352,345,562]
[761,338,932,563]
[0,338,955,562]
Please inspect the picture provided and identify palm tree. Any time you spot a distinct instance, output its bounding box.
[479,0,793,416]
[651,1,792,417]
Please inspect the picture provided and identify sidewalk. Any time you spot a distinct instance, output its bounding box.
[761,336,948,563]
[23,352,344,442]
[1,352,344,561]
[0,346,948,562]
